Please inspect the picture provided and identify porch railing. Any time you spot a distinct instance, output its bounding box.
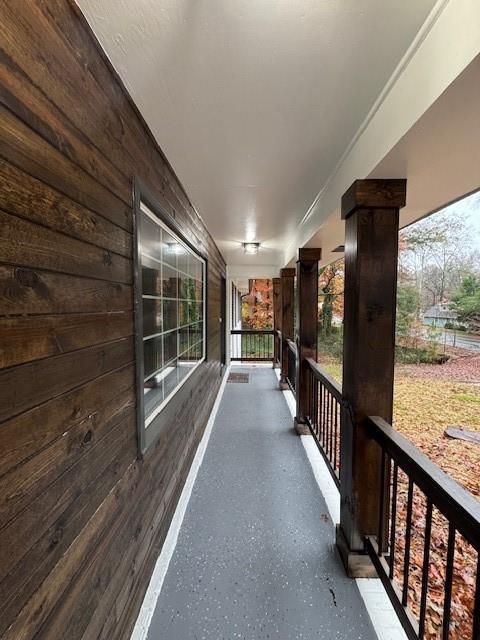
[285,339,297,394]
[304,357,342,488]
[230,329,274,361]
[365,416,480,640]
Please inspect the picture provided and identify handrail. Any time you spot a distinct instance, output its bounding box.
[367,415,480,548]
[286,338,297,354]
[305,357,342,401]
[231,329,274,335]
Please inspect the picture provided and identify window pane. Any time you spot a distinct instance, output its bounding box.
[162,230,178,267]
[144,381,164,418]
[143,335,162,380]
[177,245,189,274]
[163,299,178,332]
[140,212,161,260]
[179,326,189,354]
[162,264,178,298]
[143,298,162,336]
[163,364,179,397]
[142,257,162,296]
[163,330,178,364]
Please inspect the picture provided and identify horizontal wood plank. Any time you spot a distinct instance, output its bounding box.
[0,266,132,316]
[0,103,130,229]
[0,208,132,283]
[0,159,132,257]
[0,363,134,477]
[0,338,133,423]
[0,312,132,369]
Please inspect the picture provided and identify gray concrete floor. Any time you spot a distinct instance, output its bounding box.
[147,366,377,640]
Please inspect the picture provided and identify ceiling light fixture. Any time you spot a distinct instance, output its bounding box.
[242,242,260,255]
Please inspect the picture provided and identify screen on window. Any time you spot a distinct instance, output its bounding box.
[137,202,205,430]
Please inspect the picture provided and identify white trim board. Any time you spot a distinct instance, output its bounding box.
[130,365,230,640]
[275,368,408,640]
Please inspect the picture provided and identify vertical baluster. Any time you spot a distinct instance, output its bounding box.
[326,391,331,459]
[322,384,326,448]
[333,398,338,472]
[418,499,433,639]
[329,390,334,464]
[389,462,398,580]
[377,450,387,555]
[324,390,329,455]
[325,390,330,459]
[442,524,456,639]
[320,383,324,444]
[402,478,414,606]
[472,555,480,640]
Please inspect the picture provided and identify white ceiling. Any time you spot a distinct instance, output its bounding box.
[78,0,437,266]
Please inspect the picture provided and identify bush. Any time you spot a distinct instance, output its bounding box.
[444,321,468,331]
[395,345,449,365]
[317,325,343,361]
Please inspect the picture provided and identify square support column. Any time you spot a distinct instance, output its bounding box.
[273,277,282,367]
[279,268,295,390]
[336,179,407,577]
[294,248,321,435]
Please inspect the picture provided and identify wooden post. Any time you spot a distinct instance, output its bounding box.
[279,268,295,390]
[336,179,407,577]
[294,248,321,435]
[273,277,282,367]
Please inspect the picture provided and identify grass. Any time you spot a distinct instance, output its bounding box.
[452,393,480,404]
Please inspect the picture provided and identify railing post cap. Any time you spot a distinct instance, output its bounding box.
[341,179,407,220]
[280,267,296,277]
[297,247,322,262]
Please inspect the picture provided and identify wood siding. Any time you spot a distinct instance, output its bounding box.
[0,2,226,639]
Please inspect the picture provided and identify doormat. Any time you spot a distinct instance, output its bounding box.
[227,372,249,383]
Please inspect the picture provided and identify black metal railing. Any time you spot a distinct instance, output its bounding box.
[230,330,274,361]
[304,357,342,488]
[285,339,297,394]
[366,416,480,640]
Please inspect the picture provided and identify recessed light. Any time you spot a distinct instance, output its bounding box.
[242,242,260,255]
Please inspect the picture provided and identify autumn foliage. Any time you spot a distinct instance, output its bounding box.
[241,279,273,329]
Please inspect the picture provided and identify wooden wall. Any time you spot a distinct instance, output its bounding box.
[0,2,226,638]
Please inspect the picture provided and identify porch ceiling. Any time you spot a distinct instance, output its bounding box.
[77,0,436,266]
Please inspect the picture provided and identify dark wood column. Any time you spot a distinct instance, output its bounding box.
[279,268,295,389]
[336,179,407,576]
[294,248,321,434]
[273,277,282,367]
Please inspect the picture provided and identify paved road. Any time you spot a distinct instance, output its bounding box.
[434,329,480,353]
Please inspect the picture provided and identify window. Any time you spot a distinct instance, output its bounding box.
[134,189,206,453]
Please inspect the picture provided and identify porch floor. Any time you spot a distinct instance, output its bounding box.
[146,366,377,639]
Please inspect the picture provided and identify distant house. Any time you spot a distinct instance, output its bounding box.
[423,303,457,328]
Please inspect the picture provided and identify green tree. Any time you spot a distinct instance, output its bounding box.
[452,274,480,328]
[396,284,420,338]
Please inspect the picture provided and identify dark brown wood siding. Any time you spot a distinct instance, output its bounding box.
[0,2,226,639]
